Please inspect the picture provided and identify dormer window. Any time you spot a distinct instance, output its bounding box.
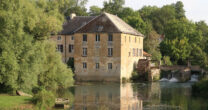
[97,25,103,32]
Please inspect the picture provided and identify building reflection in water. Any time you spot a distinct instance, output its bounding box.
[74,83,143,110]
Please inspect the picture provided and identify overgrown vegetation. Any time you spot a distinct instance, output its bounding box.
[0,0,75,109]
[131,70,148,82]
[90,0,208,68]
[32,89,55,109]
[192,78,208,98]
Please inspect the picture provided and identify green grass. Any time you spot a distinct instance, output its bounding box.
[0,94,33,109]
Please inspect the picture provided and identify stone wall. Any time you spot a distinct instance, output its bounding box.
[74,33,143,82]
[50,35,74,62]
[120,33,143,80]
[148,68,160,81]
[74,33,121,82]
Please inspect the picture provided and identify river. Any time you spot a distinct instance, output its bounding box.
[57,82,208,110]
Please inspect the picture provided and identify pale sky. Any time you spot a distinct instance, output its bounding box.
[86,0,208,24]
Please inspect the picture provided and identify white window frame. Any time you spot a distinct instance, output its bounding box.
[57,44,63,53]
[69,44,74,53]
[57,36,61,40]
[83,62,87,69]
[96,63,99,69]
[95,34,100,42]
[108,63,112,70]
[83,48,87,56]
[108,48,113,57]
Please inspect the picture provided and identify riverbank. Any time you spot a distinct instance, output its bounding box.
[0,94,33,109]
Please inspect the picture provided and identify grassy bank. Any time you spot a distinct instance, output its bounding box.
[0,94,33,110]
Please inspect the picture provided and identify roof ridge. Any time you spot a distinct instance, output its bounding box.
[103,12,123,33]
[103,12,144,36]
[75,16,96,18]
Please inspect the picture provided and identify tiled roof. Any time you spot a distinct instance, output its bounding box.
[143,51,152,57]
[59,16,96,35]
[104,13,143,36]
[76,12,144,36]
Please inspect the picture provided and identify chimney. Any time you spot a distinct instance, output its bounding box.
[70,13,76,19]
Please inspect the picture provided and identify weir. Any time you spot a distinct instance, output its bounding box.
[137,59,206,82]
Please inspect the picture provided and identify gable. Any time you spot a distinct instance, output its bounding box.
[76,13,144,37]
[76,14,121,33]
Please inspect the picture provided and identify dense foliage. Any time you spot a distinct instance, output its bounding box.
[32,89,55,109]
[192,79,208,98]
[0,0,74,94]
[97,0,208,68]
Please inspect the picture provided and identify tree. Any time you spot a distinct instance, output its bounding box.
[89,6,101,16]
[118,7,136,19]
[174,1,185,19]
[102,0,125,15]
[196,21,208,54]
[160,38,191,64]
[144,30,162,61]
[123,12,147,35]
[0,0,73,93]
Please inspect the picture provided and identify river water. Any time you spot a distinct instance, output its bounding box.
[57,82,208,110]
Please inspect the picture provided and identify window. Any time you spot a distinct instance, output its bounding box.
[57,36,61,40]
[83,34,87,42]
[83,48,87,56]
[108,34,113,41]
[96,63,99,69]
[140,49,142,56]
[135,37,137,43]
[97,26,103,32]
[57,45,63,53]
[108,48,113,56]
[125,36,126,42]
[136,48,139,56]
[133,48,135,56]
[69,44,74,53]
[129,51,131,57]
[95,34,100,42]
[71,36,74,40]
[83,62,87,69]
[129,36,131,42]
[108,63,112,70]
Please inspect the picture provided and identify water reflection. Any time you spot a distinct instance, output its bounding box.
[57,82,208,110]
[74,83,142,110]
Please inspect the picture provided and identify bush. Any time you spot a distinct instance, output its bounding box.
[32,89,55,110]
[130,70,148,82]
[67,58,75,72]
[192,79,208,98]
[162,56,172,66]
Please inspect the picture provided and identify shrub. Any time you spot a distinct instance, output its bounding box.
[162,56,172,66]
[32,89,55,110]
[192,79,208,98]
[130,70,148,82]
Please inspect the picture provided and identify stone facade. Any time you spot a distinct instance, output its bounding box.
[50,12,144,82]
[74,33,143,82]
[50,35,74,62]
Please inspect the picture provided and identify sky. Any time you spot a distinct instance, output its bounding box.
[86,0,208,24]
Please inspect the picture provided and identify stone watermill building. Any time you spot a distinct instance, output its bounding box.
[51,12,144,82]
